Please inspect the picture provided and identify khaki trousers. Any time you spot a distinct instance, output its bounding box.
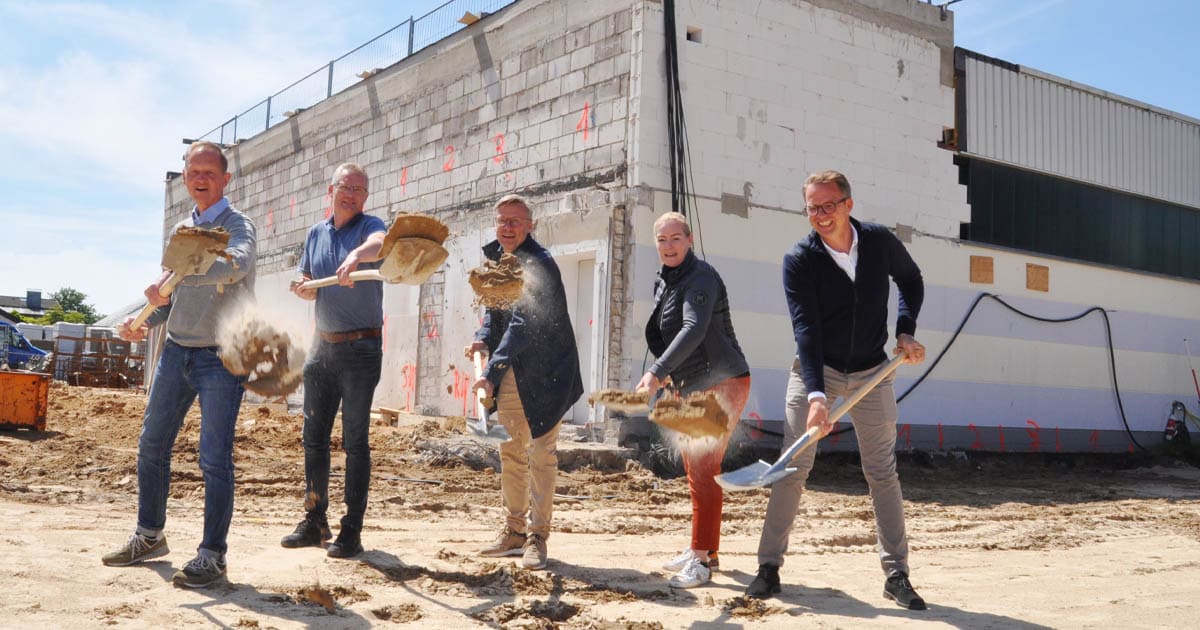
[497,369,560,537]
[756,358,910,577]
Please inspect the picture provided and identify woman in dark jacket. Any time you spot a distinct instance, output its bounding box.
[636,212,751,589]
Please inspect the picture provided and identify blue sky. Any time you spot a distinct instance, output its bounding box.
[1,0,1197,317]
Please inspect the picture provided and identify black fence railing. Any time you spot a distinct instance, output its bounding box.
[195,0,518,145]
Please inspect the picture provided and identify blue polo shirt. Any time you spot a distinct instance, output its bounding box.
[299,212,387,333]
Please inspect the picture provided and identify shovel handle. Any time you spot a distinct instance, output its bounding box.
[301,269,385,290]
[777,354,905,465]
[128,272,185,332]
[472,351,490,433]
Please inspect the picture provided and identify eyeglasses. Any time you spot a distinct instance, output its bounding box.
[806,197,848,215]
[495,218,529,228]
[335,184,368,195]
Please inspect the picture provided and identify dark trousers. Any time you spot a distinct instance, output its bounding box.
[302,337,382,532]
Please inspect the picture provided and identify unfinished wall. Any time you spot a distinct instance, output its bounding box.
[163,0,638,419]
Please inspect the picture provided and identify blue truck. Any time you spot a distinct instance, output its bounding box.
[0,321,50,371]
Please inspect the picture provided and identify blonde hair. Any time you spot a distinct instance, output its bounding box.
[331,162,369,189]
[493,193,531,218]
[653,211,691,235]
[803,170,852,197]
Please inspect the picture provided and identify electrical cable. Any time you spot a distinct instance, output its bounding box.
[662,0,705,258]
[739,292,1148,453]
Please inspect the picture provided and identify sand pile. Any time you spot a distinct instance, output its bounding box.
[469,253,524,309]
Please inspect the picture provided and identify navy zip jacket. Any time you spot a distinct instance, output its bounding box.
[646,249,749,394]
[783,217,923,394]
[474,236,583,438]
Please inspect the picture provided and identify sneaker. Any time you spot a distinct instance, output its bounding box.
[663,548,720,573]
[668,555,711,588]
[172,554,227,588]
[480,527,526,557]
[101,533,169,567]
[884,573,926,610]
[280,517,331,548]
[327,529,364,559]
[746,563,781,599]
[520,533,548,570]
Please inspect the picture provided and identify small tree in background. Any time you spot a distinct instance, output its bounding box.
[24,287,103,325]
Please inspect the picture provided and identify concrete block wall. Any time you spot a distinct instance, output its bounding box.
[630,0,965,237]
[161,0,639,415]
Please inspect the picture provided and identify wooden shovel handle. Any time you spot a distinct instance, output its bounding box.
[128,272,185,331]
[473,351,490,414]
[300,269,385,290]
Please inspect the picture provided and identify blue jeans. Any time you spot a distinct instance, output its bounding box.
[137,339,244,556]
[302,338,382,532]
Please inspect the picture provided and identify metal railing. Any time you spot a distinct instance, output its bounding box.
[195,0,518,145]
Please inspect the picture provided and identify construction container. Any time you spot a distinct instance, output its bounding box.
[0,369,50,431]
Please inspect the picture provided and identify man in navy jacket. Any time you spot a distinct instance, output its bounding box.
[746,171,929,610]
[466,194,583,571]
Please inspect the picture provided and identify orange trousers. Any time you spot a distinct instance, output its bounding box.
[682,374,751,554]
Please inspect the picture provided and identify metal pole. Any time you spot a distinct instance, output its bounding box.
[327,62,334,98]
[265,96,272,131]
[407,17,415,56]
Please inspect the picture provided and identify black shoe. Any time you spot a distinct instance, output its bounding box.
[280,517,332,548]
[884,573,927,610]
[327,529,363,558]
[746,564,782,599]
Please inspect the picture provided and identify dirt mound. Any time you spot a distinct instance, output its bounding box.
[589,389,651,413]
[218,313,305,398]
[469,253,524,308]
[650,391,728,439]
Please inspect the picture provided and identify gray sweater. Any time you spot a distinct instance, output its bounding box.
[146,202,257,347]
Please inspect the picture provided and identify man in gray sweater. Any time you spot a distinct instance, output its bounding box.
[102,141,257,589]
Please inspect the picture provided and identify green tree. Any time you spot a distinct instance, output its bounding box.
[26,307,89,325]
[25,288,103,325]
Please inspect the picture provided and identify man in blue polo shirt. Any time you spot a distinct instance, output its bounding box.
[281,162,386,558]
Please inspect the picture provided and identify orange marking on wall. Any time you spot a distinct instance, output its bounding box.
[400,364,417,412]
[897,423,912,450]
[493,133,505,164]
[576,102,590,140]
[1025,419,1041,452]
[442,145,455,171]
[967,423,982,450]
[452,369,472,416]
[748,412,763,441]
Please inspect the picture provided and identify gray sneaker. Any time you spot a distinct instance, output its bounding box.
[480,527,526,557]
[172,554,227,588]
[520,533,548,570]
[102,534,169,567]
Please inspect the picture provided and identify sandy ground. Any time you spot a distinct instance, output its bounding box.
[3,384,1200,628]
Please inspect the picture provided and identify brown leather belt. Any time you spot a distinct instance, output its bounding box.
[319,328,382,344]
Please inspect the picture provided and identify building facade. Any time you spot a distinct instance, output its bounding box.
[161,0,1200,452]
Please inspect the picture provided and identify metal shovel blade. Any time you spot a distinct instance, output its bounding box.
[716,354,905,491]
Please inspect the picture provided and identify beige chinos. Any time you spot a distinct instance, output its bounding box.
[496,369,561,538]
[756,357,910,577]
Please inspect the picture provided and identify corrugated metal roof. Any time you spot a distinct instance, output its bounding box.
[958,48,1200,210]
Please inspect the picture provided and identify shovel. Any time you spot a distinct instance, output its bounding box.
[716,354,904,491]
[128,226,231,331]
[300,237,448,290]
[471,350,490,436]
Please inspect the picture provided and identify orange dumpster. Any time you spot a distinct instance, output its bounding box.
[0,370,50,431]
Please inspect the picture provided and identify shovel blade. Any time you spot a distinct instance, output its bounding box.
[162,226,230,275]
[715,461,799,490]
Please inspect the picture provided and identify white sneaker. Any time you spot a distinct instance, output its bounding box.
[663,548,719,572]
[668,555,712,589]
[662,548,694,572]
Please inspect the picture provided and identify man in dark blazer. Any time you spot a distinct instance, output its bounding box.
[466,193,583,571]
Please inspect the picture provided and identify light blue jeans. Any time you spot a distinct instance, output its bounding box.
[136,339,244,556]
